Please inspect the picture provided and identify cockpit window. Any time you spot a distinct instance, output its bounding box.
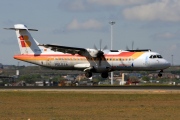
[157,55,163,58]
[149,55,163,59]
[149,55,153,58]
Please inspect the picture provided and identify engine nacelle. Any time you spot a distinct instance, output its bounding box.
[86,48,99,57]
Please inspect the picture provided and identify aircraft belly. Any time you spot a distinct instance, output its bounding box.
[112,61,134,71]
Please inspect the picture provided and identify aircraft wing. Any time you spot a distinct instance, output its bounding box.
[39,44,88,56]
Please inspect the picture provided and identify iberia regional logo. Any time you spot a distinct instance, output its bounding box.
[19,35,31,47]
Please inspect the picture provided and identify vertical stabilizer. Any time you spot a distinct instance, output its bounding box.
[15,24,41,54]
[5,24,44,54]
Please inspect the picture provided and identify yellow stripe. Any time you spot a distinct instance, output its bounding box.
[131,52,144,59]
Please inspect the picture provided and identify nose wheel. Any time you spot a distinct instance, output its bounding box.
[158,73,162,77]
[158,70,163,77]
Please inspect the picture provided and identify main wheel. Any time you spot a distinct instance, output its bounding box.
[158,73,162,77]
[101,72,108,78]
[85,72,92,78]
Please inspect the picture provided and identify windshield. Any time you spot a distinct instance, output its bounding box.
[149,55,163,59]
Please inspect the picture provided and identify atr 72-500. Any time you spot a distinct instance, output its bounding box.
[4,24,170,78]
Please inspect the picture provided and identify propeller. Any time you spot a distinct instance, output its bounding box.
[126,41,139,50]
[132,41,134,50]
[94,39,108,66]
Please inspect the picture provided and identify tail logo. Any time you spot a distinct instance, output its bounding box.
[19,35,31,47]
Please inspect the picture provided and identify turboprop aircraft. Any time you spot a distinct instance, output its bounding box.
[4,24,170,78]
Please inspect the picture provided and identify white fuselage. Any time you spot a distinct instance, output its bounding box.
[14,50,170,73]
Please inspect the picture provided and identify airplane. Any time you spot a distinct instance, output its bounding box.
[4,24,171,78]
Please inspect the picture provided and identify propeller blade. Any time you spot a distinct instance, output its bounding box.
[94,44,98,50]
[100,39,102,50]
[132,41,134,50]
[103,45,108,51]
[126,46,129,50]
[99,57,102,66]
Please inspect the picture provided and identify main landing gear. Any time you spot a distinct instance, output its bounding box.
[85,72,109,78]
[101,72,108,78]
[158,70,163,77]
[85,72,92,78]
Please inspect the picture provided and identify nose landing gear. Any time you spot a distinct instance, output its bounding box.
[158,73,162,77]
[158,70,163,77]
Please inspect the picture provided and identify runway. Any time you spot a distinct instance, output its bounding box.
[0,86,179,93]
[0,86,180,89]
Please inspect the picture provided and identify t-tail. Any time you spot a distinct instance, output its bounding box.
[4,24,48,55]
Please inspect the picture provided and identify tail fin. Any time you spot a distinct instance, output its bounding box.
[4,24,45,54]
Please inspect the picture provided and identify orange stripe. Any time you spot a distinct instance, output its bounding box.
[119,52,134,57]
[14,52,144,60]
[131,52,144,59]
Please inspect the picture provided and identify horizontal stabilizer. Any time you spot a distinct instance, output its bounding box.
[4,28,38,31]
[4,24,38,31]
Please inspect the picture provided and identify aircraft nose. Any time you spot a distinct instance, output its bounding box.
[164,60,171,68]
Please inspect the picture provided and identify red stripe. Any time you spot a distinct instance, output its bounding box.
[119,52,134,57]
[20,41,26,47]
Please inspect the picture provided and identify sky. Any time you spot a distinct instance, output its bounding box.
[1,0,180,66]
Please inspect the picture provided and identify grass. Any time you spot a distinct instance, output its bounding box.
[0,91,180,120]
